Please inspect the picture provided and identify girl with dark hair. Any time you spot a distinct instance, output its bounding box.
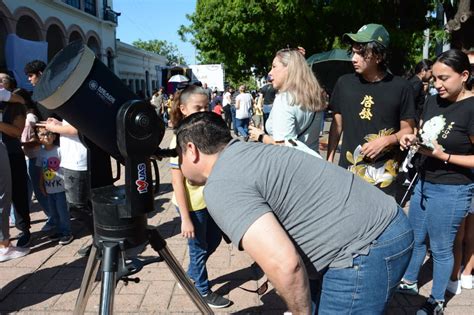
[397,49,474,315]
[168,85,231,309]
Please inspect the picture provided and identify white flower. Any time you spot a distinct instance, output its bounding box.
[365,165,393,185]
[420,115,446,149]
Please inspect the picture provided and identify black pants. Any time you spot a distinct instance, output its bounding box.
[63,168,94,234]
[223,105,232,129]
[9,153,30,232]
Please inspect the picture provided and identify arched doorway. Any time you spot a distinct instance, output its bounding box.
[69,31,83,43]
[16,15,41,41]
[46,24,65,61]
[87,36,100,58]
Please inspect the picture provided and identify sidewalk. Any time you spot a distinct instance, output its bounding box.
[1,127,473,314]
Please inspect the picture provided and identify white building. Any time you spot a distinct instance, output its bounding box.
[0,0,167,96]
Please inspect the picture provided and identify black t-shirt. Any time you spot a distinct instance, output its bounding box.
[419,95,474,185]
[409,75,426,121]
[259,84,276,105]
[0,102,26,155]
[330,73,415,191]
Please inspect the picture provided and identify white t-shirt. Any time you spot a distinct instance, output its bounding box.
[223,92,231,107]
[36,146,65,194]
[235,93,252,119]
[60,120,88,171]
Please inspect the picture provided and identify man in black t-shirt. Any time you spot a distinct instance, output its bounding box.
[408,59,433,123]
[327,24,416,202]
[258,82,276,130]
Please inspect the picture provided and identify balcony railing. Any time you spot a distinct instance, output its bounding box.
[103,7,120,24]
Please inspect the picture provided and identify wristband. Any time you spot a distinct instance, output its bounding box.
[393,133,399,143]
[258,133,265,143]
[444,154,451,164]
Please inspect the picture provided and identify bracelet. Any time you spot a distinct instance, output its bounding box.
[444,154,451,164]
[257,133,265,143]
[393,133,399,143]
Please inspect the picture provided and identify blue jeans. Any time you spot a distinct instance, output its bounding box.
[230,106,238,135]
[27,158,51,220]
[235,118,249,137]
[176,207,222,295]
[48,191,71,236]
[402,180,473,301]
[312,208,414,314]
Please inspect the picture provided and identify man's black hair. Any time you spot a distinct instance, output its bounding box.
[348,41,388,70]
[175,112,232,155]
[414,59,433,74]
[24,60,46,75]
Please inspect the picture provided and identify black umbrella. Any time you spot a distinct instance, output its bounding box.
[307,49,354,94]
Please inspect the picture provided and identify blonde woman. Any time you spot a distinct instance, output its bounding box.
[249,48,325,154]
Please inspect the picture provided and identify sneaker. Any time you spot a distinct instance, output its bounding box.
[202,291,231,309]
[48,233,61,242]
[396,280,419,295]
[59,235,74,245]
[77,244,92,257]
[16,231,31,248]
[40,223,56,232]
[0,246,30,262]
[416,296,444,315]
[447,279,462,295]
[460,274,473,289]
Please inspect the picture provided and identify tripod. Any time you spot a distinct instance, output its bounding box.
[73,186,213,314]
[73,231,213,314]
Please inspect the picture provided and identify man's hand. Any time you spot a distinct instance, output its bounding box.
[360,136,391,161]
[248,125,265,141]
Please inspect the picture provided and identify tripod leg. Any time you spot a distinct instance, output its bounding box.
[99,242,120,315]
[148,229,213,314]
[74,245,100,315]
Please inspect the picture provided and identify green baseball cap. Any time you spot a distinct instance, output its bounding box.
[343,24,390,48]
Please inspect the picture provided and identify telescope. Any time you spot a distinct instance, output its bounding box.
[33,41,212,314]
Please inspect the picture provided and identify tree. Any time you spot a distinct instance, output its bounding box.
[180,0,433,81]
[132,39,186,66]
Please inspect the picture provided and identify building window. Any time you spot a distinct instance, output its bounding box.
[84,0,97,16]
[63,0,80,9]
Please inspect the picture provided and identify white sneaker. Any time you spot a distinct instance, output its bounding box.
[0,246,30,262]
[447,279,462,295]
[460,274,473,289]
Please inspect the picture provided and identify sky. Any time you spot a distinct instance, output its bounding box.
[113,0,197,64]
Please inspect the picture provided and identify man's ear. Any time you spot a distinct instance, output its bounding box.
[186,142,200,163]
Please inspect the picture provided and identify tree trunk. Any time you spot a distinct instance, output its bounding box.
[446,0,474,50]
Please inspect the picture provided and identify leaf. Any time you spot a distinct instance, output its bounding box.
[346,151,354,164]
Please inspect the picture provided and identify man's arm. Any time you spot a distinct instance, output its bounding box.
[361,119,415,160]
[241,212,311,314]
[327,112,343,162]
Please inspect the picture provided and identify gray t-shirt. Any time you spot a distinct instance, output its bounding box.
[204,140,397,274]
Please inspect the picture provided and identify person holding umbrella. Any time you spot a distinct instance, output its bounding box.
[327,24,416,203]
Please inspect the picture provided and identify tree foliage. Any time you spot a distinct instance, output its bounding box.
[132,39,186,66]
[180,0,449,81]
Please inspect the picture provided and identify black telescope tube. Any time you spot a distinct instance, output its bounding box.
[32,41,164,161]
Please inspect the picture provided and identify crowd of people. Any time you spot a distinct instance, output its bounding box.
[0,21,473,315]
